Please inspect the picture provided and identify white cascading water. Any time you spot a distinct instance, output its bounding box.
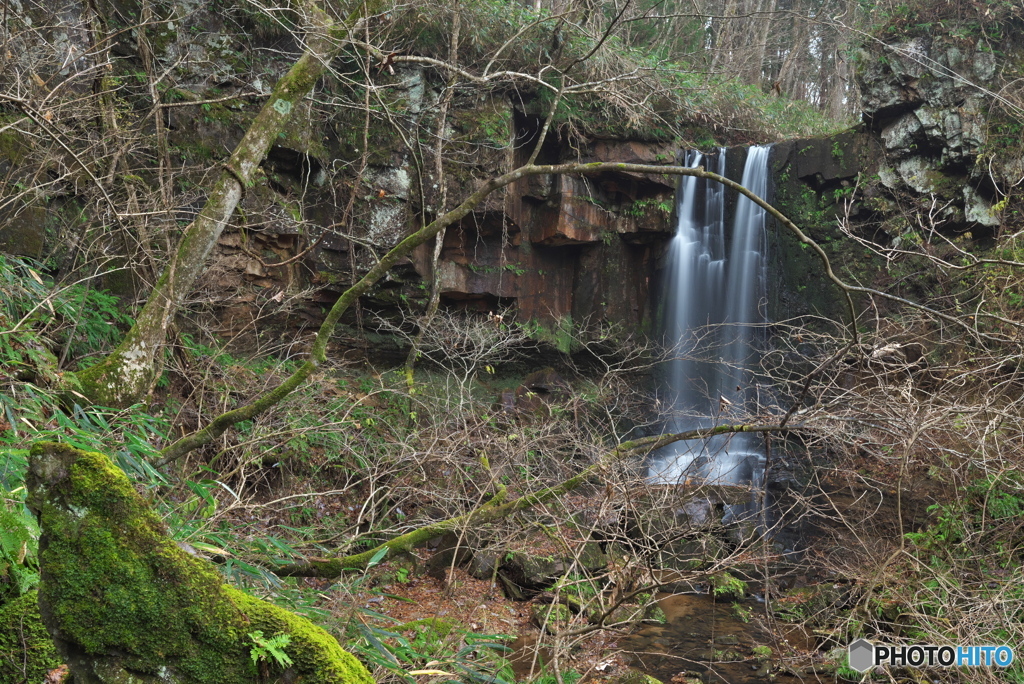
[649,145,771,488]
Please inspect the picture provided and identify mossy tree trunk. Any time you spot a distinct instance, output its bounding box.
[74,1,365,408]
[273,423,789,577]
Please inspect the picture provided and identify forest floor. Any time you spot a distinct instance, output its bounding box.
[302,553,633,682]
[228,435,954,684]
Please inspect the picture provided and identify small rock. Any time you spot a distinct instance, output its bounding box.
[881,113,923,151]
[467,549,500,580]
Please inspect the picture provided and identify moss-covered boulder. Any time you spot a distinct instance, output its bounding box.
[0,590,63,684]
[26,441,374,684]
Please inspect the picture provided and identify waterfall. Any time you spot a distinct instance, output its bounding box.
[650,145,771,487]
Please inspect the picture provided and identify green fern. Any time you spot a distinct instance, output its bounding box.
[0,254,133,376]
[248,630,294,670]
[0,459,41,600]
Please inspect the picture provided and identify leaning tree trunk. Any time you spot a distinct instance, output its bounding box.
[272,424,790,577]
[75,1,365,407]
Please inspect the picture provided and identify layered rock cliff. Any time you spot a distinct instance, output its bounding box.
[767,12,1024,326]
[1,0,1022,356]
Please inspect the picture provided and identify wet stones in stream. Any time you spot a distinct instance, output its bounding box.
[622,593,777,684]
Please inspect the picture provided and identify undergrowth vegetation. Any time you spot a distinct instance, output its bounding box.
[1,277,673,684]
[864,0,1024,40]
[0,255,132,384]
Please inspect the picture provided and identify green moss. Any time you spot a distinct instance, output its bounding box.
[285,200,303,222]
[72,351,150,409]
[646,604,667,623]
[395,618,457,638]
[171,140,222,164]
[523,316,578,354]
[332,107,405,167]
[611,670,663,684]
[0,591,62,684]
[276,108,328,163]
[147,23,178,56]
[0,127,30,165]
[229,0,300,40]
[226,588,371,683]
[451,103,512,147]
[27,442,374,684]
[530,602,573,632]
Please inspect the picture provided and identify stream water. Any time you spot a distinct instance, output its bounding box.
[623,593,771,683]
[622,591,821,684]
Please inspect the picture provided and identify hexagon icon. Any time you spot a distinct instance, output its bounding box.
[848,639,875,673]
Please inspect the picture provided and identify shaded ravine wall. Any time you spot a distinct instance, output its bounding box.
[0,112,1011,354]
[431,136,680,338]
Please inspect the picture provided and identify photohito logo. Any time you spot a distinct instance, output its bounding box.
[848,640,1015,673]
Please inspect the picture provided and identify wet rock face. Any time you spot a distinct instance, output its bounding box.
[173,52,677,344]
[436,135,676,334]
[165,63,674,347]
[766,131,883,324]
[0,205,47,258]
[1,0,677,350]
[767,27,1024,324]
